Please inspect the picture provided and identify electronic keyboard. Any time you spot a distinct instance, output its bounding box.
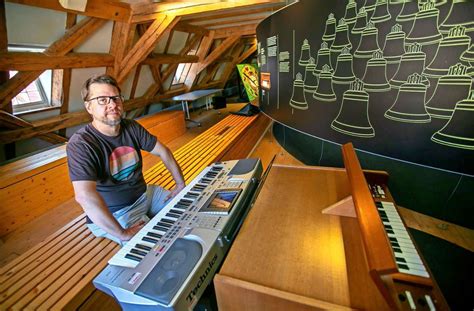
[93,158,262,310]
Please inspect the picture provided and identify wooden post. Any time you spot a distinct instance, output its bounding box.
[0,0,15,159]
[58,13,76,137]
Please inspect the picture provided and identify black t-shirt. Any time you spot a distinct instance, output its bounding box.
[67,119,157,215]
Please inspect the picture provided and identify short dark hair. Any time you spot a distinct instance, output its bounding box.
[81,74,121,101]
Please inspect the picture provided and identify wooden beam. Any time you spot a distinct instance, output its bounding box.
[0,71,42,110]
[0,52,114,70]
[398,206,474,253]
[142,54,199,65]
[197,35,241,74]
[0,0,11,114]
[182,5,284,23]
[116,14,180,83]
[218,41,247,87]
[144,34,202,98]
[1,0,15,158]
[107,21,136,77]
[65,11,77,29]
[149,63,162,85]
[184,31,214,89]
[60,68,72,115]
[131,0,285,23]
[0,111,67,144]
[213,24,257,39]
[6,0,131,22]
[0,17,106,109]
[236,41,257,64]
[129,64,142,99]
[193,80,223,90]
[216,55,234,62]
[58,12,77,138]
[217,41,257,89]
[51,69,63,106]
[193,16,264,28]
[46,17,107,55]
[0,1,7,54]
[174,22,209,36]
[201,63,219,85]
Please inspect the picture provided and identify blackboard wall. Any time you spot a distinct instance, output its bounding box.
[257,0,474,228]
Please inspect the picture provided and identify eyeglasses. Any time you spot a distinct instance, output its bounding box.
[87,95,124,106]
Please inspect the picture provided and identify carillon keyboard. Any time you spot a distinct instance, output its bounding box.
[342,143,448,310]
[375,201,429,278]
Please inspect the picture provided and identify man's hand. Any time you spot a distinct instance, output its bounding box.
[120,220,146,241]
[165,182,186,201]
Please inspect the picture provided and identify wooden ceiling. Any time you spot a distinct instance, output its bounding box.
[0,0,288,151]
[6,0,286,25]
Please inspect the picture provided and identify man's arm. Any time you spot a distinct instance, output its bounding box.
[150,139,185,197]
[72,180,144,241]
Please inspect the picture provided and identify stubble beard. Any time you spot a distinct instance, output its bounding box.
[95,114,122,126]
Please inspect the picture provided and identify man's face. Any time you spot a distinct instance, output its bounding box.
[85,83,123,126]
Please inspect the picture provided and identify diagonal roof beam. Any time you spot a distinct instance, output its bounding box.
[196,35,241,75]
[116,14,181,83]
[183,31,215,90]
[0,17,106,109]
[144,33,202,98]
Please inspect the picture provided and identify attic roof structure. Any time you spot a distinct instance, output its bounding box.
[0,0,289,159]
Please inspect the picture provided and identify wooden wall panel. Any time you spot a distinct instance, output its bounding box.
[0,159,73,236]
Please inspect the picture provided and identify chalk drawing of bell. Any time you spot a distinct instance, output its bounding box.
[290,73,308,110]
[298,39,311,67]
[385,73,431,123]
[425,63,472,119]
[431,91,474,150]
[331,78,375,138]
[424,25,471,78]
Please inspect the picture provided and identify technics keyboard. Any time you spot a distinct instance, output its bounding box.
[93,158,262,310]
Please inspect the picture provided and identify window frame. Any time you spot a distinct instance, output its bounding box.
[170,36,202,87]
[8,45,57,116]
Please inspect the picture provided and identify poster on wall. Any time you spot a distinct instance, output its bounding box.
[257,0,474,176]
[237,63,259,102]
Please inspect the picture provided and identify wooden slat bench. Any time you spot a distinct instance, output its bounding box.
[0,113,270,310]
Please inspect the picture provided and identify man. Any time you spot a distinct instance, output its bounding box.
[67,74,185,245]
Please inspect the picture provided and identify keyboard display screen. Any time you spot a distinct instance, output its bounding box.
[200,189,241,215]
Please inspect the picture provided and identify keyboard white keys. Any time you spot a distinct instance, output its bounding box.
[375,201,429,278]
[108,166,214,268]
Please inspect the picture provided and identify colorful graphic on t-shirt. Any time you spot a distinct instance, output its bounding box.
[109,146,139,181]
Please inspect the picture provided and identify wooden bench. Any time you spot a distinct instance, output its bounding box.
[0,113,270,310]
